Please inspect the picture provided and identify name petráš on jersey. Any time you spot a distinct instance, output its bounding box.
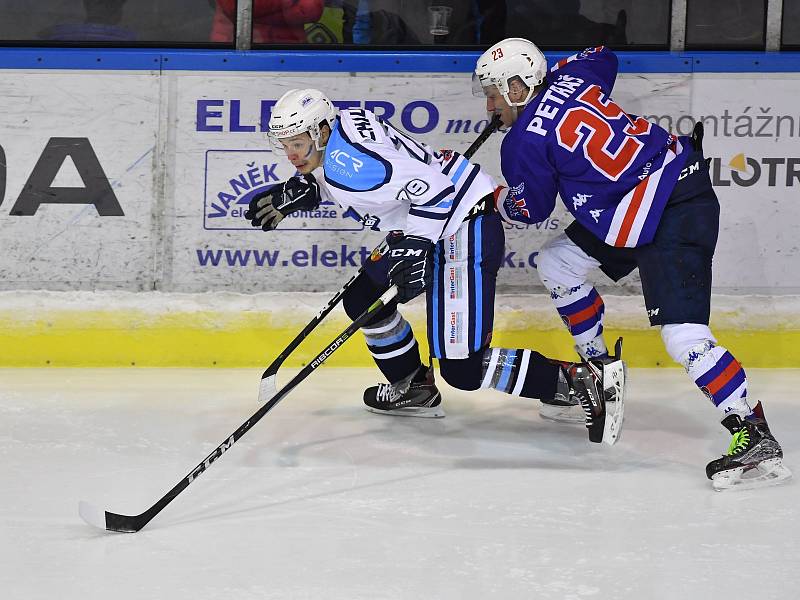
[525,74,585,137]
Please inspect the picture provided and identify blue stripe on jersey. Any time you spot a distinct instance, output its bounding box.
[497,349,517,391]
[472,216,483,352]
[431,249,442,358]
[419,187,456,207]
[466,221,477,353]
[449,159,469,184]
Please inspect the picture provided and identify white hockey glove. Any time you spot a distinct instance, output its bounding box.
[245,173,321,231]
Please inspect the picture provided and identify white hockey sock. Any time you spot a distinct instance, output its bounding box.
[550,284,607,359]
[682,342,752,419]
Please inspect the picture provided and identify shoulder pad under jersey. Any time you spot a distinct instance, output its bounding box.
[324,120,393,192]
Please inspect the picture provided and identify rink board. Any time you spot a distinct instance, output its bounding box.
[1,50,799,366]
[0,52,799,295]
[2,293,799,368]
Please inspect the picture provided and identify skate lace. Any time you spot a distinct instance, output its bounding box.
[376,383,402,403]
[727,429,750,455]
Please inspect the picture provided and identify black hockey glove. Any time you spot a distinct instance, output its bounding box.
[245,173,321,231]
[387,234,434,304]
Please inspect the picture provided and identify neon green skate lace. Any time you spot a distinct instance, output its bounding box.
[727,429,750,455]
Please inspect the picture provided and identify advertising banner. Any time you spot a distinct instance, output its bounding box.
[1,68,798,295]
[690,75,800,294]
[0,69,159,290]
[170,71,695,294]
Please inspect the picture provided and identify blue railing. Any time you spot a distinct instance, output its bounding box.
[0,48,799,72]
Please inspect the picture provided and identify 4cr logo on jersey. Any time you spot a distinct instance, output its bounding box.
[329,149,364,173]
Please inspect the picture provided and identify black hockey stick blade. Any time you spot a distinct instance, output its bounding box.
[257,240,389,402]
[79,286,398,533]
[79,501,152,533]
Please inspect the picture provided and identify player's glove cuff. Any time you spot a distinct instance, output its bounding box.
[387,234,434,304]
[244,174,321,231]
[277,173,321,215]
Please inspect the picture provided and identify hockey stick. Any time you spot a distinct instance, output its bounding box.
[256,251,384,402]
[257,114,503,402]
[463,113,502,161]
[79,286,398,533]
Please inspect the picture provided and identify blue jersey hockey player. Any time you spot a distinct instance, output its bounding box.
[472,38,791,489]
[244,88,626,445]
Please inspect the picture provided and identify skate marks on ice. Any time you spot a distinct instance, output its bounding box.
[1,368,799,600]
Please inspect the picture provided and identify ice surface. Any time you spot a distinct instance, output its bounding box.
[1,367,798,599]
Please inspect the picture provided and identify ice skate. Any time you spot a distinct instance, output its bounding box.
[364,365,445,418]
[706,403,792,491]
[539,339,627,429]
[539,395,584,424]
[554,338,625,445]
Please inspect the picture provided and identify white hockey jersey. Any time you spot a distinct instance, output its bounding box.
[314,108,496,242]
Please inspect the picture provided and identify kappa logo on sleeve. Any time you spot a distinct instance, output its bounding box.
[572,192,592,210]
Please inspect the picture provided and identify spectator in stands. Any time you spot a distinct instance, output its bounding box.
[41,0,137,42]
[305,0,345,43]
[211,0,324,43]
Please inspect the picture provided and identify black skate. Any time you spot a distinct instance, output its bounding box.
[538,393,584,424]
[554,338,626,445]
[540,339,626,430]
[364,365,444,418]
[706,402,791,491]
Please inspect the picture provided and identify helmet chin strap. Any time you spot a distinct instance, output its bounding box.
[310,117,336,151]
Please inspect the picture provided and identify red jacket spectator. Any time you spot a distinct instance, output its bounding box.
[211,0,324,43]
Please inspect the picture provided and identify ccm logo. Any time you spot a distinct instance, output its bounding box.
[329,149,364,172]
[390,248,424,258]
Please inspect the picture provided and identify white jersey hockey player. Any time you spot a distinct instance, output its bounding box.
[244,88,625,446]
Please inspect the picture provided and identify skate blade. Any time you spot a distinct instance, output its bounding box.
[600,358,626,446]
[711,458,793,492]
[364,405,446,419]
[539,403,583,424]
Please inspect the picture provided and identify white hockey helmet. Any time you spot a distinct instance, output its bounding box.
[473,38,548,107]
[268,88,337,151]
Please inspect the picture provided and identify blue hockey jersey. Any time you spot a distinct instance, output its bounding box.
[497,46,690,248]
